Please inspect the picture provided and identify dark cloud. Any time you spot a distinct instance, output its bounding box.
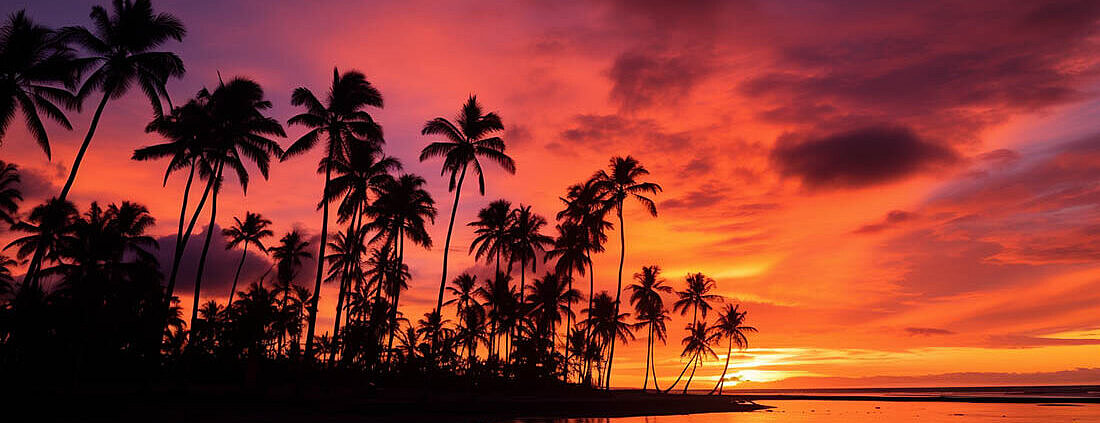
[157,224,315,300]
[771,125,959,189]
[662,186,724,210]
[607,50,713,111]
[555,114,693,154]
[855,210,917,234]
[905,327,955,336]
[14,164,63,204]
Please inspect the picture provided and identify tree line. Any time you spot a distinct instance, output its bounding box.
[0,0,754,392]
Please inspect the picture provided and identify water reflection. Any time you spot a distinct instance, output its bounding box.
[514,400,1100,422]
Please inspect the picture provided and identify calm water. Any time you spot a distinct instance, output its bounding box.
[516,400,1100,422]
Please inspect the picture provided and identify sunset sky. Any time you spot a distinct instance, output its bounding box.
[3,0,1100,388]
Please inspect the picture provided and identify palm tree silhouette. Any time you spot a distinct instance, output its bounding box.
[282,68,383,362]
[0,255,15,295]
[557,179,612,380]
[0,161,22,226]
[667,321,718,394]
[628,265,672,391]
[526,271,580,368]
[0,11,82,159]
[323,140,399,352]
[134,97,215,317]
[269,230,312,354]
[419,95,515,314]
[673,272,722,326]
[58,0,186,200]
[188,77,285,331]
[221,212,273,306]
[509,205,553,304]
[581,291,634,388]
[469,199,513,276]
[708,304,756,395]
[590,156,661,388]
[5,198,77,289]
[544,221,592,377]
[479,271,518,361]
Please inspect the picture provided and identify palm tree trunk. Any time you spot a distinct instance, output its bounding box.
[385,225,405,364]
[710,338,733,395]
[564,267,573,383]
[165,161,217,314]
[330,210,361,364]
[227,244,247,306]
[664,355,695,394]
[684,356,699,394]
[650,329,662,391]
[605,206,626,389]
[189,164,224,330]
[642,324,652,391]
[435,162,468,314]
[582,254,595,383]
[57,92,110,201]
[305,158,334,362]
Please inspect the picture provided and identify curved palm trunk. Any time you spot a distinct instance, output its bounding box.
[386,225,405,364]
[710,338,734,395]
[663,354,696,394]
[564,268,573,382]
[227,244,248,306]
[683,357,699,394]
[189,164,224,330]
[582,255,595,385]
[165,162,217,312]
[58,93,111,201]
[304,161,334,363]
[605,206,626,389]
[435,162,468,314]
[650,329,662,391]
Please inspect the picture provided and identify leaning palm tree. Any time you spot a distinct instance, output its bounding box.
[0,11,82,158]
[221,211,273,305]
[58,0,186,200]
[5,198,77,288]
[282,68,384,361]
[419,95,515,314]
[628,265,672,391]
[468,199,513,276]
[0,160,22,226]
[665,321,718,394]
[590,156,661,388]
[708,304,756,394]
[187,77,285,331]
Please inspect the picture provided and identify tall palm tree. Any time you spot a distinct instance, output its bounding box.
[58,0,186,200]
[468,199,512,276]
[282,68,384,361]
[581,291,634,388]
[444,272,481,320]
[419,96,515,314]
[0,11,82,159]
[0,160,22,226]
[323,140,399,347]
[544,221,592,375]
[188,77,285,331]
[269,230,312,354]
[590,156,661,388]
[508,205,553,304]
[628,265,672,391]
[221,212,273,305]
[526,271,580,367]
[708,304,756,395]
[134,97,216,318]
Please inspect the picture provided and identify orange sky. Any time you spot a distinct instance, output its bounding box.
[3,0,1100,388]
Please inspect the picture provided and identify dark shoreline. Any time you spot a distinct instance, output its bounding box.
[729,394,1100,404]
[12,387,771,422]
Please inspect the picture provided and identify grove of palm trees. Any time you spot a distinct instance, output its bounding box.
[0,0,757,406]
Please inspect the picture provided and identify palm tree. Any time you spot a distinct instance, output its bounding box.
[544,221,592,375]
[666,321,718,394]
[221,212,273,305]
[282,68,384,361]
[673,272,722,326]
[419,95,515,314]
[269,230,312,354]
[581,291,634,388]
[0,161,22,226]
[708,304,756,394]
[509,205,553,304]
[323,140,399,348]
[526,271,580,367]
[628,265,672,391]
[5,198,77,288]
[590,156,661,388]
[445,272,481,320]
[469,199,513,276]
[58,0,186,200]
[557,179,612,379]
[0,11,83,159]
[478,271,518,361]
[0,254,15,295]
[134,97,215,319]
[188,77,285,331]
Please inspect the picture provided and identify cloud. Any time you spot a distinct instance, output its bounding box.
[905,327,955,336]
[554,114,693,154]
[607,50,714,111]
[855,210,917,234]
[771,125,959,189]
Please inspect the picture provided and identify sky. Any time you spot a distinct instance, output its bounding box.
[2,0,1100,389]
